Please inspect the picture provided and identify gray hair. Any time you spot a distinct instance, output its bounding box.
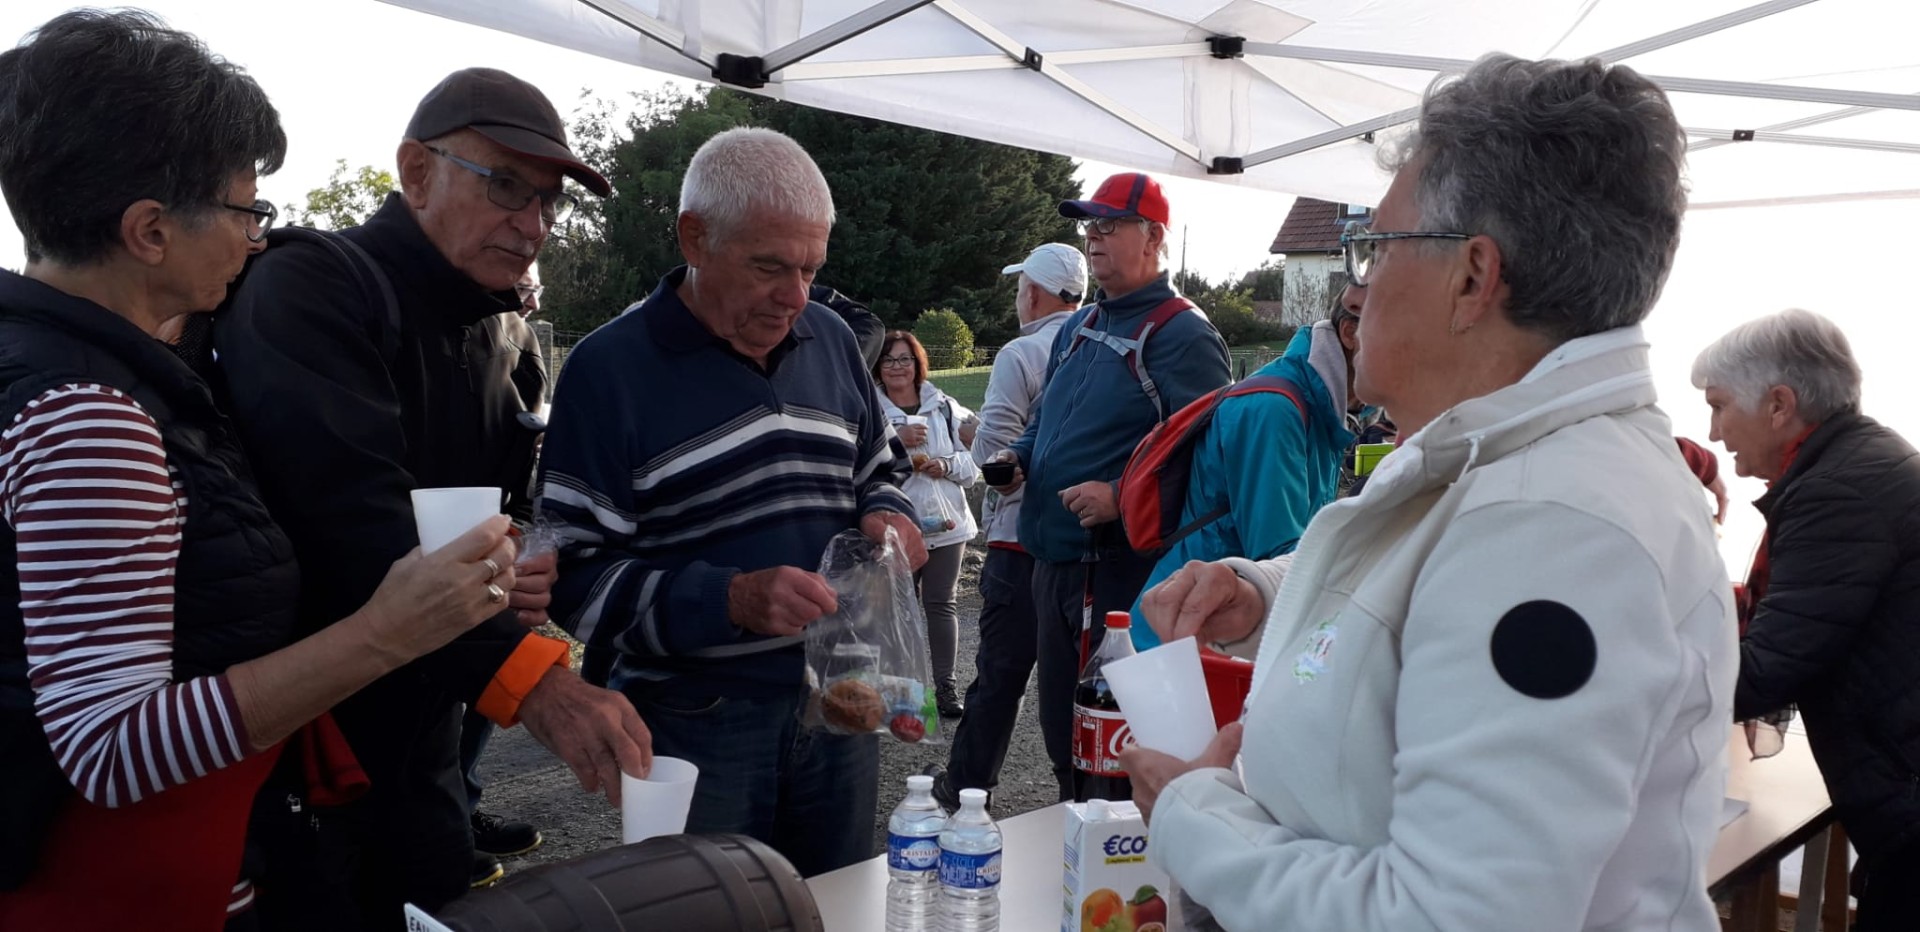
[1691,308,1862,422]
[679,127,834,245]
[1382,54,1687,342]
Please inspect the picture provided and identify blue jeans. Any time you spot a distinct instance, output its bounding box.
[625,685,879,877]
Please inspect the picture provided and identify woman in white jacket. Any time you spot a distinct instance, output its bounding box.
[876,331,978,719]
[1123,55,1735,932]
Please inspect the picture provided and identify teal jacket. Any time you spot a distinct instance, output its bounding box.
[1131,323,1355,648]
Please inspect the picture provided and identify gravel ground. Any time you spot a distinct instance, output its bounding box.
[473,537,1060,876]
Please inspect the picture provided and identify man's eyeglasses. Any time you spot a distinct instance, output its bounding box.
[222,199,277,243]
[879,355,916,369]
[1339,219,1469,288]
[516,283,545,302]
[1077,216,1148,237]
[428,146,577,226]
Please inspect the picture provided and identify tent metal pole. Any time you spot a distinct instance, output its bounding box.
[574,0,704,67]
[932,0,1203,162]
[1652,77,1920,112]
[1685,128,1920,155]
[1598,0,1818,62]
[1239,108,1415,168]
[1691,94,1916,153]
[761,0,938,74]
[780,43,1209,81]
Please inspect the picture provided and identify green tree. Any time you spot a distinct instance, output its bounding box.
[288,160,395,230]
[1238,258,1285,301]
[537,86,1080,341]
[913,308,974,369]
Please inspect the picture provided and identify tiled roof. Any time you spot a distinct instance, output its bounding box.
[1269,197,1350,255]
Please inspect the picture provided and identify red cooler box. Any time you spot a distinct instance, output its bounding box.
[1200,650,1254,728]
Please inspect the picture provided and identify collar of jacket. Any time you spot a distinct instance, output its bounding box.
[1302,320,1352,417]
[644,265,813,356]
[0,269,218,416]
[1019,308,1074,337]
[1752,412,1867,517]
[356,192,523,326]
[1085,271,1177,321]
[1364,324,1658,505]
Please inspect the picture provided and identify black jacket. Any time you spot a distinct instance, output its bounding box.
[1736,411,1920,865]
[0,271,299,887]
[215,194,544,705]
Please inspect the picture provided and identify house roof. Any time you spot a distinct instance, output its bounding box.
[1269,197,1347,255]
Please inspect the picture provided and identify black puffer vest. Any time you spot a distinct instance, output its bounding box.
[0,271,300,888]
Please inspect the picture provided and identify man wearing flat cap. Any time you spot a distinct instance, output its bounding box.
[217,68,652,929]
[986,174,1230,802]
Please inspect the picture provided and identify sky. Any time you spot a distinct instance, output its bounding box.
[4,1,1919,573]
[0,0,1294,286]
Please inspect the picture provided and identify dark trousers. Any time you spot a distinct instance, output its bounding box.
[251,673,471,932]
[1854,841,1920,931]
[943,548,1038,800]
[625,685,879,878]
[1032,549,1155,802]
[458,707,490,813]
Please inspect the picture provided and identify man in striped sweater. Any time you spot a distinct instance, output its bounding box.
[540,127,926,877]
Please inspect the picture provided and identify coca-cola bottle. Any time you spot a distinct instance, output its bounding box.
[1071,611,1135,802]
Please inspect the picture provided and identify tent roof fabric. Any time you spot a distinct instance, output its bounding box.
[378,0,1920,208]
[1269,197,1346,254]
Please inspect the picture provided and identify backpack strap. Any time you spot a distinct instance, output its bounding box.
[1156,374,1308,551]
[1063,295,1198,420]
[268,227,404,364]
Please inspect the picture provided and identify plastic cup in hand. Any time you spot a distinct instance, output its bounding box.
[981,461,1016,486]
[620,756,700,843]
[1104,636,1218,761]
[410,487,501,555]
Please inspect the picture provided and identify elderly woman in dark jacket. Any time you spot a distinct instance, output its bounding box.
[1693,307,1920,931]
[0,12,515,930]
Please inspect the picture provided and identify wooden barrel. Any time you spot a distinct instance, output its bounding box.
[434,833,823,932]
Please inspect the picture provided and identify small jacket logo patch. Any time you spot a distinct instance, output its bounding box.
[1293,618,1339,684]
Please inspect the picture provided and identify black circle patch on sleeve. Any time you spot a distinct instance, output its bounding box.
[1489,600,1596,699]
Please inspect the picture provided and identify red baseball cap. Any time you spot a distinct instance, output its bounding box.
[1058,172,1170,225]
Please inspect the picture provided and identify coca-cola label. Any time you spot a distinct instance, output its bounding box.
[1072,705,1133,776]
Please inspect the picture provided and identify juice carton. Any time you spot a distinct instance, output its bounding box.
[1062,800,1172,932]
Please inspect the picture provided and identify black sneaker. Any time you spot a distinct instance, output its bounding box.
[471,809,542,857]
[919,763,968,814]
[936,683,965,721]
[469,851,504,889]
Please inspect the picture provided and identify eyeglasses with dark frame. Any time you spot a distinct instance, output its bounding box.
[879,355,916,369]
[427,146,578,226]
[222,199,277,243]
[1076,216,1149,237]
[1339,219,1471,288]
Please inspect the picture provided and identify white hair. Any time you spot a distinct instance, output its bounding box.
[679,127,834,245]
[1691,308,1862,422]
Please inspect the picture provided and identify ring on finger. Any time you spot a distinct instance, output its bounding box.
[486,582,506,604]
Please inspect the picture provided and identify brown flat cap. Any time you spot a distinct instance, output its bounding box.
[406,67,612,197]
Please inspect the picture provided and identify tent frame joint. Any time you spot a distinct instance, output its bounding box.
[1208,36,1245,59]
[1732,129,1755,142]
[711,52,768,88]
[1209,156,1244,175]
[1022,47,1043,71]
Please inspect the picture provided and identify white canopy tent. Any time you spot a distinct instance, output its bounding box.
[376,0,1920,208]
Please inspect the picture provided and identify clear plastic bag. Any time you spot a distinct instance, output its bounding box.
[906,475,961,536]
[514,516,563,566]
[800,526,944,744]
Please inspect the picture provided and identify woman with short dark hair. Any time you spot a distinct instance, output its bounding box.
[0,12,514,928]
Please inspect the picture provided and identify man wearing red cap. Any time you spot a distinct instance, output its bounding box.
[216,69,652,929]
[988,172,1230,801]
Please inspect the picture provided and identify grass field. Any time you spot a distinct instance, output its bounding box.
[926,365,993,411]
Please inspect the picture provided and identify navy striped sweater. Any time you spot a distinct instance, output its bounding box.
[538,268,913,697]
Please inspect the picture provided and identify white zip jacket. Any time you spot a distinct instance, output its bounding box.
[1150,325,1737,932]
[971,310,1072,546]
[880,380,978,550]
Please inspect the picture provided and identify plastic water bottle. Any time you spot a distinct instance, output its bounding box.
[886,775,948,932]
[937,788,1002,931]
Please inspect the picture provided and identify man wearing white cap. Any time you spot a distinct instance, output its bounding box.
[928,242,1086,810]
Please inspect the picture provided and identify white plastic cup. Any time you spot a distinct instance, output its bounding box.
[410,487,502,555]
[620,756,700,843]
[1104,636,1218,761]
[903,415,929,429]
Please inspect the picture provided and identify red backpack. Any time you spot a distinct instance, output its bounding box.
[1117,374,1306,556]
